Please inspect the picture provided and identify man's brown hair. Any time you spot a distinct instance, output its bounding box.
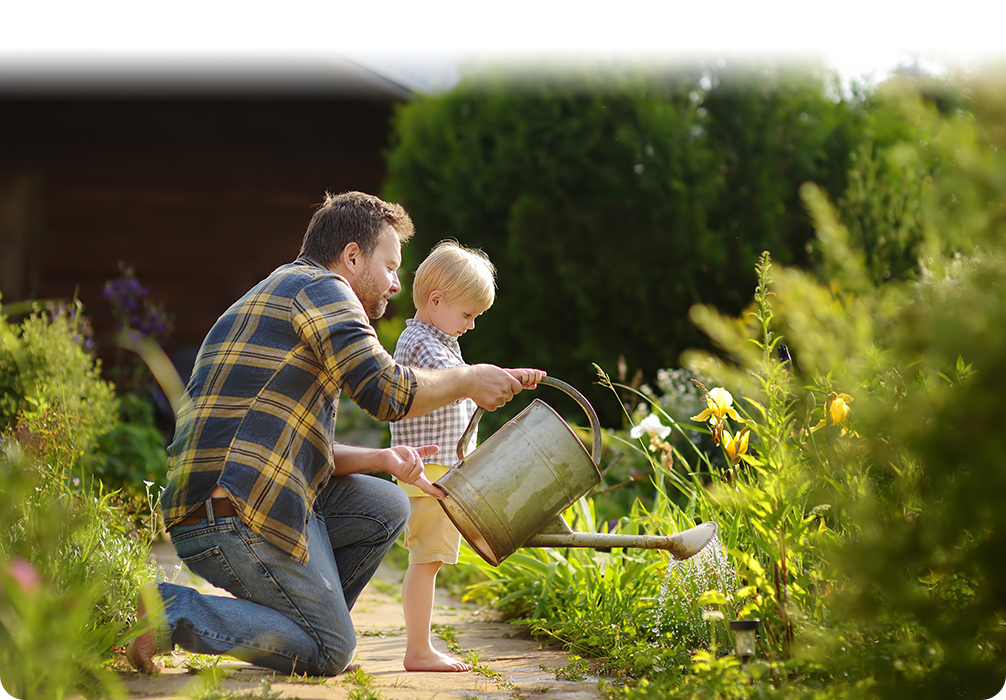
[299,191,415,266]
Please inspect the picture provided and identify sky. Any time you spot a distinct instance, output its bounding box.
[2,1,1003,93]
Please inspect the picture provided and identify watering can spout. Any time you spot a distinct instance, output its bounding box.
[524,520,718,561]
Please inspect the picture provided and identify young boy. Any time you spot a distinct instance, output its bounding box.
[391,240,540,672]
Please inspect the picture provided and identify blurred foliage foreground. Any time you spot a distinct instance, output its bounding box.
[0,295,165,698]
[443,66,1006,700]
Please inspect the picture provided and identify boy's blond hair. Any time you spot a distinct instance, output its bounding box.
[412,239,496,310]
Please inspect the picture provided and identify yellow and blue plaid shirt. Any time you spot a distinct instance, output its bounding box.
[163,257,417,564]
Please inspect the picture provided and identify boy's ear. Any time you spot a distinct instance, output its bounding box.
[428,289,443,307]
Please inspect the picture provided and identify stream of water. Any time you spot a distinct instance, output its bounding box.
[654,534,738,646]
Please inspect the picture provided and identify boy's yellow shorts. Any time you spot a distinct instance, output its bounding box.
[396,463,450,497]
[399,463,461,565]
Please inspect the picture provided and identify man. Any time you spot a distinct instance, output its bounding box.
[127,191,543,676]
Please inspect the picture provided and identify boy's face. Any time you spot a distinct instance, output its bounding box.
[428,294,486,338]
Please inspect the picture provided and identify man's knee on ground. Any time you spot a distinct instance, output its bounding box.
[324,641,359,676]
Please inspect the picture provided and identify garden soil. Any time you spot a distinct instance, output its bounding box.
[118,540,605,700]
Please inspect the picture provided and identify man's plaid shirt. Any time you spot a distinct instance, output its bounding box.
[163,258,417,564]
[390,319,477,494]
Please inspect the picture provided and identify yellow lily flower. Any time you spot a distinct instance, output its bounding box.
[690,387,742,425]
[810,392,856,436]
[723,426,751,466]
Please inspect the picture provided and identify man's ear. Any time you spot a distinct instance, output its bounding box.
[340,242,362,273]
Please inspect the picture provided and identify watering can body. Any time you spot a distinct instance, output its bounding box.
[435,377,717,566]
[436,393,600,565]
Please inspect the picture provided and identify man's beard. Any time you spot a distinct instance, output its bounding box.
[356,267,389,320]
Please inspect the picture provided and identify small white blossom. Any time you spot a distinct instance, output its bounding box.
[702,609,725,622]
[630,413,671,440]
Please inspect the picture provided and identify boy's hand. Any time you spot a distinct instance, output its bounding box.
[385,444,446,499]
[507,368,546,389]
[468,364,523,411]
[467,365,548,411]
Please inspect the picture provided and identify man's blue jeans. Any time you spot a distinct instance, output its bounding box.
[156,474,409,675]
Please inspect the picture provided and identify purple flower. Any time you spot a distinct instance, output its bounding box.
[102,269,148,315]
[138,304,171,338]
[102,264,173,341]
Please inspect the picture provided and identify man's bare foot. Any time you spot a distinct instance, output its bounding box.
[126,584,162,674]
[404,647,472,672]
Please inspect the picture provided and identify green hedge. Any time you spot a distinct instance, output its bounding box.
[383,58,870,425]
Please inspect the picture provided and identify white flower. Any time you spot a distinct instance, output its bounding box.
[630,414,671,440]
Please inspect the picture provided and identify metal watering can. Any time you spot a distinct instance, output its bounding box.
[435,377,718,567]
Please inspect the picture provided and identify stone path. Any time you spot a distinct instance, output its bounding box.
[119,541,606,700]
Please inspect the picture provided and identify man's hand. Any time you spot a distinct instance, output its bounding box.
[469,365,547,411]
[382,444,446,499]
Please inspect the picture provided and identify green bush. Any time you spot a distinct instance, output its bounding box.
[1,297,171,500]
[384,57,869,426]
[91,392,169,497]
[679,68,1006,698]
[0,300,117,465]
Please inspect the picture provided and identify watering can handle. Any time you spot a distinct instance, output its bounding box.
[457,376,603,466]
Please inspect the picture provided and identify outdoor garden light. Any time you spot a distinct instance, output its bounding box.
[730,619,760,663]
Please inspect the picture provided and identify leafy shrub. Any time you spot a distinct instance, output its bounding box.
[465,219,1006,700]
[676,68,1006,698]
[91,392,169,497]
[1,288,174,500]
[0,300,117,464]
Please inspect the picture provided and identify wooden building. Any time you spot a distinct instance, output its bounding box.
[0,56,415,383]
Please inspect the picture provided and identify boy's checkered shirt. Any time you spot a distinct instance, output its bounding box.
[390,319,478,470]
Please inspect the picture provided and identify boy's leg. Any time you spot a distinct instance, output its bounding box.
[402,561,470,671]
[401,496,471,672]
[155,508,360,676]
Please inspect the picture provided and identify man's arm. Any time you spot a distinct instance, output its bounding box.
[404,364,546,419]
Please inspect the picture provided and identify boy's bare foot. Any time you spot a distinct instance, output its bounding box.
[126,584,162,674]
[404,647,472,672]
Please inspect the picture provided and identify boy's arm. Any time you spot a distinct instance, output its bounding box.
[403,364,546,419]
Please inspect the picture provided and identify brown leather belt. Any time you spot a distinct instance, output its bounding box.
[174,498,239,527]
